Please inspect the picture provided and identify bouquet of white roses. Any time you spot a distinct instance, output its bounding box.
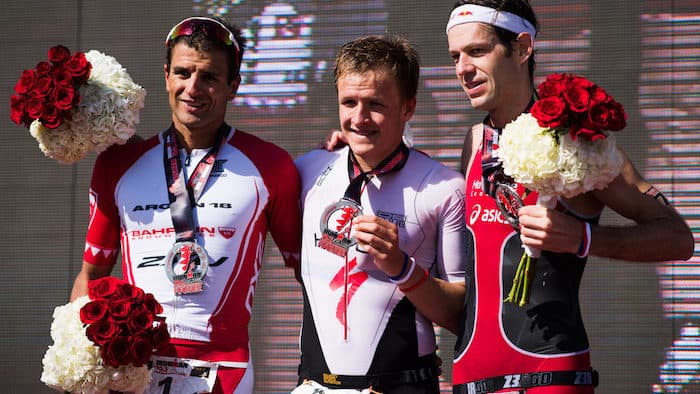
[41,277,169,393]
[498,73,627,307]
[10,45,146,164]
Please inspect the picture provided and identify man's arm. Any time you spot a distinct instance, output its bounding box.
[351,215,466,334]
[394,269,466,334]
[587,157,694,261]
[70,261,113,301]
[517,152,694,262]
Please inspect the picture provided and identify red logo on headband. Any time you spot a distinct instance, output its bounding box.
[458,11,473,16]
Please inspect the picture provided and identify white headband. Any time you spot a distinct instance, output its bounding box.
[446,4,536,41]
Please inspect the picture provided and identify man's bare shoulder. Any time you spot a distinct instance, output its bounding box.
[460,123,483,174]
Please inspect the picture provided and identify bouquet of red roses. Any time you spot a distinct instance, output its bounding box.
[81,276,170,368]
[531,73,627,142]
[10,45,146,163]
[41,277,169,393]
[11,46,91,129]
[498,73,627,306]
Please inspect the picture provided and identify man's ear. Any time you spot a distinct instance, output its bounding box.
[402,96,416,122]
[515,32,534,65]
[228,75,241,101]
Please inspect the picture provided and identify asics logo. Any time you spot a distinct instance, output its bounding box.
[469,204,508,225]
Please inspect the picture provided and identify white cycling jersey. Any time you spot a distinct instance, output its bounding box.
[295,146,467,377]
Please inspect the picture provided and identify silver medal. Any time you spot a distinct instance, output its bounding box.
[494,183,524,228]
[165,241,209,295]
[317,198,363,257]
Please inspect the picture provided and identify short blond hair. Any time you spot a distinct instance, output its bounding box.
[334,35,420,102]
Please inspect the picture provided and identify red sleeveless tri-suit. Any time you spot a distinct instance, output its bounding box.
[452,135,595,394]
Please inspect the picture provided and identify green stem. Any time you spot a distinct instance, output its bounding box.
[505,252,538,307]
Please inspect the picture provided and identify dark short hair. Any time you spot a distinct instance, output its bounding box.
[334,35,420,102]
[452,0,539,81]
[165,16,247,83]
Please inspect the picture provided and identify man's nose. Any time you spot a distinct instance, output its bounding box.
[455,55,475,76]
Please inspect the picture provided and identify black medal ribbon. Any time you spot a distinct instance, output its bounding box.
[163,123,229,242]
[344,142,410,205]
[481,122,508,199]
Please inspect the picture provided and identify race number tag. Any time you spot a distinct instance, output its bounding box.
[145,355,218,394]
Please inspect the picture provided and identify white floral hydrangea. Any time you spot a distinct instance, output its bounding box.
[31,50,146,164]
[497,113,623,199]
[40,296,151,393]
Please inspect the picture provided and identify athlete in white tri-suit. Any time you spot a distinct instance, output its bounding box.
[293,35,468,394]
[70,17,302,394]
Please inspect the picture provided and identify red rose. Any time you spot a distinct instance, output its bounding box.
[101,336,131,367]
[85,319,119,346]
[108,298,133,321]
[14,70,37,95]
[127,305,155,332]
[582,110,604,134]
[51,85,76,111]
[25,96,45,119]
[544,73,568,84]
[570,74,594,90]
[531,97,568,129]
[570,125,606,142]
[52,67,74,88]
[48,45,71,65]
[151,320,171,351]
[88,276,123,300]
[41,103,62,129]
[80,299,109,324]
[32,75,53,98]
[65,52,91,82]
[143,293,164,315]
[10,95,27,126]
[563,84,590,114]
[538,73,568,98]
[128,333,156,366]
[604,100,627,131]
[35,61,52,76]
[117,283,145,301]
[588,85,609,107]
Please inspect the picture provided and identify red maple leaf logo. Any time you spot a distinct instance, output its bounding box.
[334,206,357,241]
[179,246,194,279]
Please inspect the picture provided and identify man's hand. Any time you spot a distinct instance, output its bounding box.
[517,205,583,254]
[71,261,113,301]
[351,215,404,276]
[319,129,347,151]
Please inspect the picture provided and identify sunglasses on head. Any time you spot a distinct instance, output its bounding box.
[165,17,240,54]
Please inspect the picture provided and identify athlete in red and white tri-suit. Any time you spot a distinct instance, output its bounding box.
[295,146,467,393]
[452,124,595,394]
[83,125,301,393]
